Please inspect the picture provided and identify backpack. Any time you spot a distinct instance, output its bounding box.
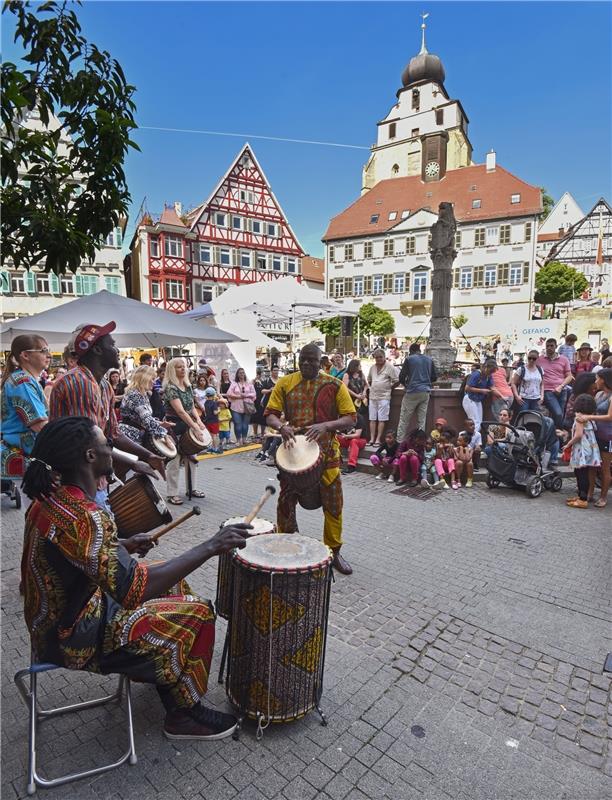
[517,364,543,390]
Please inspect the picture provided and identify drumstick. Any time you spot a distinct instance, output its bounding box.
[243,484,277,525]
[149,506,201,543]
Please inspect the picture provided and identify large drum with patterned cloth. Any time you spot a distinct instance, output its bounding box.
[226,533,333,724]
[215,516,276,620]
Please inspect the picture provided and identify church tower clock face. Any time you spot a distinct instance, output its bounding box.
[425,161,440,178]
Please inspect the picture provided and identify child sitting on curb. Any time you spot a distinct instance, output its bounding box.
[396,429,427,487]
[454,433,474,488]
[435,430,458,489]
[370,430,399,482]
[420,437,438,488]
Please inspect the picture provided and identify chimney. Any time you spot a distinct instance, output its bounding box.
[486,150,496,172]
[174,201,182,217]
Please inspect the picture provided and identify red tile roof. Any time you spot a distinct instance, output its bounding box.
[323,164,542,241]
[301,255,324,284]
[159,206,187,228]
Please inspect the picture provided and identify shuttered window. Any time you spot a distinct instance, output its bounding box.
[364,275,372,295]
[383,274,393,293]
[364,242,373,259]
[452,268,460,288]
[344,277,353,296]
[474,228,485,247]
[383,239,394,257]
[523,263,530,283]
[498,264,509,285]
[500,225,511,245]
[26,271,37,294]
[345,243,354,261]
[50,273,60,294]
[525,223,532,242]
[406,236,416,255]
[473,266,484,287]
[0,270,10,294]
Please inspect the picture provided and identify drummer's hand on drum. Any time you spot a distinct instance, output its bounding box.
[122,533,157,558]
[161,420,176,431]
[279,423,297,447]
[209,522,252,555]
[146,454,167,480]
[132,459,160,479]
[305,422,329,442]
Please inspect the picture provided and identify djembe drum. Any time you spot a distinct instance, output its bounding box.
[144,434,177,462]
[178,427,212,456]
[226,533,333,728]
[275,435,324,510]
[109,475,173,536]
[215,516,276,620]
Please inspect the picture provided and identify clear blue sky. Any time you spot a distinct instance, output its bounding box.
[4,1,611,257]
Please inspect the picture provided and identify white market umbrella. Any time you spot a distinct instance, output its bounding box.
[182,276,356,326]
[0,290,243,349]
[181,276,355,351]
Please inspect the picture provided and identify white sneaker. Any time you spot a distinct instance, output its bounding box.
[375,473,383,480]
[387,475,395,483]
[439,480,449,489]
[420,479,430,489]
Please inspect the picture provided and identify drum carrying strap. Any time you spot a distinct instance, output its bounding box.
[256,570,277,741]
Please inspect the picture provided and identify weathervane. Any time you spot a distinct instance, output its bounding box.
[420,11,429,54]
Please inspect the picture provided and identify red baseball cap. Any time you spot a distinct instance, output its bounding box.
[435,417,448,426]
[73,322,116,358]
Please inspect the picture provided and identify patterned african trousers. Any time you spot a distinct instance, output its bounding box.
[277,472,343,550]
[98,585,216,710]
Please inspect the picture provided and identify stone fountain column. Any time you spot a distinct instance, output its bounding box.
[426,202,458,372]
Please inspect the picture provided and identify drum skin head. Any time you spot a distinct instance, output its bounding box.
[224,516,275,535]
[235,533,331,571]
[275,436,320,473]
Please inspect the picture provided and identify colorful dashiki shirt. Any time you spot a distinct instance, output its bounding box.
[22,486,215,709]
[49,364,118,439]
[1,368,48,478]
[265,371,355,549]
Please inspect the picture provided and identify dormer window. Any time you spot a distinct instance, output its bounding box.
[389,123,397,139]
[370,214,379,224]
[388,211,398,221]
[472,199,482,209]
[511,194,521,204]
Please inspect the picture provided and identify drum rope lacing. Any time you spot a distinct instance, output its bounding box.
[255,570,276,741]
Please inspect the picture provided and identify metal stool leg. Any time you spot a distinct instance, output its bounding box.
[15,668,137,794]
[217,627,230,684]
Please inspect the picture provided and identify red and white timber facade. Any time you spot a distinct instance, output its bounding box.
[124,144,305,314]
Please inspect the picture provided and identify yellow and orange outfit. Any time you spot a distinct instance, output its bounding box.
[265,371,355,549]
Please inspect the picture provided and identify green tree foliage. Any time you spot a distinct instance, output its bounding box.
[311,303,395,341]
[1,1,139,273]
[312,316,341,337]
[357,303,395,337]
[451,313,468,329]
[534,261,588,313]
[539,187,555,222]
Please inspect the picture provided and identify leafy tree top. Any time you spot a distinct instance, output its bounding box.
[534,261,589,307]
[2,0,139,273]
[311,302,395,339]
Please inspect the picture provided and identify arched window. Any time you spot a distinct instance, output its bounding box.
[392,164,400,175]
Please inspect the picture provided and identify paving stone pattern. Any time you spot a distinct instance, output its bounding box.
[1,451,611,799]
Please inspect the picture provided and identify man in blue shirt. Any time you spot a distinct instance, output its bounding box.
[461,360,494,433]
[397,343,438,440]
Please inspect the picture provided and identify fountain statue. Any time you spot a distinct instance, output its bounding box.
[426,202,458,371]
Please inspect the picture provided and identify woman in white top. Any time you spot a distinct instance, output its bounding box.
[511,350,544,412]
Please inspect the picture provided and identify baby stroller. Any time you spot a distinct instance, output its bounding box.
[484,410,562,498]
[1,478,22,509]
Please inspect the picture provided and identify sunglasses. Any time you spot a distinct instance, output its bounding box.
[25,348,51,355]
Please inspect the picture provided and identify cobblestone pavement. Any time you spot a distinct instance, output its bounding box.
[2,452,611,800]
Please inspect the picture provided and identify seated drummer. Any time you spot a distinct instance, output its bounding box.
[21,416,250,741]
[264,343,356,575]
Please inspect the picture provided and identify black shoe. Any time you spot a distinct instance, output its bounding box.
[332,548,353,575]
[164,703,238,740]
[342,465,356,474]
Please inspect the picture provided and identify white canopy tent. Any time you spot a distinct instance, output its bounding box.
[182,276,356,352]
[0,290,243,350]
[195,312,283,379]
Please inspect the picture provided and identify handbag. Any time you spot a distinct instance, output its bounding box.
[243,399,256,415]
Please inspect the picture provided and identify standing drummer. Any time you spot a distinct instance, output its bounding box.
[49,323,166,506]
[265,343,356,575]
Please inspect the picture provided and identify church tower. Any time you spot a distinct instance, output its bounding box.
[362,15,473,194]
